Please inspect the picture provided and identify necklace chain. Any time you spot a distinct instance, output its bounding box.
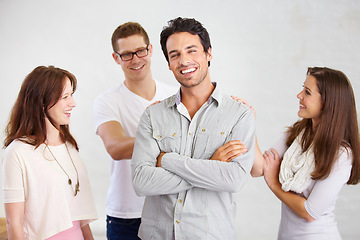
[46,143,80,196]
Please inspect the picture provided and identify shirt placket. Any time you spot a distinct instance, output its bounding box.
[173,102,209,239]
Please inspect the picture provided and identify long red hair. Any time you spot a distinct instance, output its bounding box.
[4,65,79,150]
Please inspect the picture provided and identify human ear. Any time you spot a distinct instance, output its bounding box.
[112,52,121,65]
[148,44,153,57]
[206,48,212,62]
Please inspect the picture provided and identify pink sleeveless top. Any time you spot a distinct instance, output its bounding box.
[46,221,83,240]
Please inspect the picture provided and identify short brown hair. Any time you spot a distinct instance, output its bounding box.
[111,22,150,52]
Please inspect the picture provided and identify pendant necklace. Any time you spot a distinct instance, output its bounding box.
[46,143,80,196]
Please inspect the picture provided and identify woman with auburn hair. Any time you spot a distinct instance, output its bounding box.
[235,67,360,239]
[2,66,97,240]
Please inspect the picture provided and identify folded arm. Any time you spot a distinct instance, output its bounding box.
[131,111,192,196]
[160,109,256,193]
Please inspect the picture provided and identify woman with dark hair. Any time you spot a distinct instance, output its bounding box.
[2,66,97,239]
[235,67,360,239]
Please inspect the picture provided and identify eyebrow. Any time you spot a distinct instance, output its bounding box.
[168,49,178,55]
[168,44,199,55]
[303,83,316,94]
[186,45,198,50]
[62,91,73,96]
[119,46,147,55]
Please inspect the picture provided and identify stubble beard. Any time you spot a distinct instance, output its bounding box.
[176,68,209,89]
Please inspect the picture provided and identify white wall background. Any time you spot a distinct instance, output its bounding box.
[1,0,359,239]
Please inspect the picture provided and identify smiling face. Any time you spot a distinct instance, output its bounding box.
[113,34,153,83]
[297,75,323,126]
[166,32,212,88]
[47,78,76,127]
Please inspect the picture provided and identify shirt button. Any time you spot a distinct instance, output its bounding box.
[202,128,206,132]
[178,199,182,203]
[158,135,162,139]
[220,132,225,135]
[176,220,180,224]
[173,133,176,137]
[189,132,192,135]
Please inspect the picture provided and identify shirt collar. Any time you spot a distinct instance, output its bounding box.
[167,82,222,108]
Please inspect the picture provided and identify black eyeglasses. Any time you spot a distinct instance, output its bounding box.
[115,45,149,61]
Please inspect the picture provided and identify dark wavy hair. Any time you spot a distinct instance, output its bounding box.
[160,17,212,66]
[286,67,360,184]
[4,65,79,150]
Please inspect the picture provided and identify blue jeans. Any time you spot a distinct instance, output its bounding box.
[106,216,141,240]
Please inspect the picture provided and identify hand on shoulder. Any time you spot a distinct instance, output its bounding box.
[231,96,256,119]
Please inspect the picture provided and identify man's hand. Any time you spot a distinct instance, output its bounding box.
[157,140,246,166]
[156,152,166,167]
[210,140,247,162]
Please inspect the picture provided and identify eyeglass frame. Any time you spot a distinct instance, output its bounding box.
[115,45,150,61]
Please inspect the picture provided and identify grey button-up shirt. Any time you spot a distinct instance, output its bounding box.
[132,83,255,240]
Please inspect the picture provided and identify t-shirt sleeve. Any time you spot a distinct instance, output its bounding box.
[2,146,25,203]
[93,94,120,134]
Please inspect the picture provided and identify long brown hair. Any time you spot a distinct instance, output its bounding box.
[4,65,79,150]
[286,67,360,184]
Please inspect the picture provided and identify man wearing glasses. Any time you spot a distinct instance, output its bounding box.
[93,22,177,240]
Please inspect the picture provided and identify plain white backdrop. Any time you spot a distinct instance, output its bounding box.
[1,0,359,239]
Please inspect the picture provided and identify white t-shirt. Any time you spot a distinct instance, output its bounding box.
[93,80,177,218]
[2,140,97,240]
